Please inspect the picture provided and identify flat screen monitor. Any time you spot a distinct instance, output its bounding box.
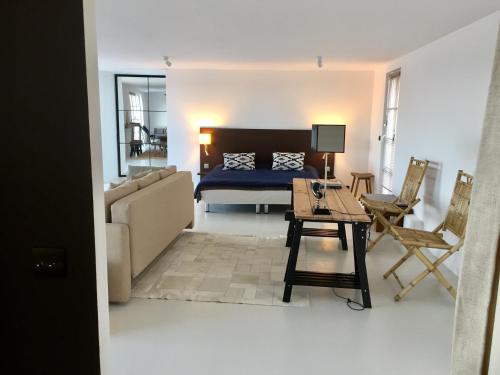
[311,124,346,153]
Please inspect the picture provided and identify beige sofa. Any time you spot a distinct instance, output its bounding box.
[104,166,194,302]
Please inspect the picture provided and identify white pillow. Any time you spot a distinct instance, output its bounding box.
[222,153,256,170]
[272,152,305,171]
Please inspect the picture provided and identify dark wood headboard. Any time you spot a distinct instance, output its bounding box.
[199,127,333,177]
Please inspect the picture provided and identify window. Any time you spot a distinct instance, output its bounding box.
[128,92,144,140]
[380,69,401,193]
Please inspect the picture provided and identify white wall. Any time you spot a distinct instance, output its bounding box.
[98,71,118,182]
[167,70,375,185]
[369,12,500,274]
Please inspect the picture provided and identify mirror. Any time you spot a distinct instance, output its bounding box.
[115,75,167,176]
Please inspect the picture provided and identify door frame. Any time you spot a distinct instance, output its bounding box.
[83,0,110,373]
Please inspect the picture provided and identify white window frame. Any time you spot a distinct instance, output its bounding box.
[379,69,401,194]
[129,92,144,140]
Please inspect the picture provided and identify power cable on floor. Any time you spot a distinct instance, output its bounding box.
[332,289,365,311]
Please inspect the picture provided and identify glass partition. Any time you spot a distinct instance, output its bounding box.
[115,75,167,176]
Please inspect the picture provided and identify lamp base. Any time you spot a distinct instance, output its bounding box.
[313,207,330,215]
[323,153,329,188]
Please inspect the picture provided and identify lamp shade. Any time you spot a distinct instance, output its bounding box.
[199,133,212,145]
[311,124,346,153]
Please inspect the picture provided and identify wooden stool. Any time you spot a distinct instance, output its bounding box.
[350,172,374,198]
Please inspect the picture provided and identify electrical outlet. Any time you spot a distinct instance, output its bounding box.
[32,248,66,279]
[204,163,209,169]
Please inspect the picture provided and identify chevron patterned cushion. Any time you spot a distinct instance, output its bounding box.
[272,152,305,171]
[222,152,256,170]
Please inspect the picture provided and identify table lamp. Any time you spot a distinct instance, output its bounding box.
[311,124,346,190]
[199,133,212,156]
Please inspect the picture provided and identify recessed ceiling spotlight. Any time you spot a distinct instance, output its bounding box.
[163,56,172,67]
[317,56,323,68]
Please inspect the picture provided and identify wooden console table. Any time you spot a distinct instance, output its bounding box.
[283,179,373,308]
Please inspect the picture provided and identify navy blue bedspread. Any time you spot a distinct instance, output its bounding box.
[194,164,319,200]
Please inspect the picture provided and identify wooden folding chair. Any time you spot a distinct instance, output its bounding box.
[382,170,473,301]
[360,157,429,251]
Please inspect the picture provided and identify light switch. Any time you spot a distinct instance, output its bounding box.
[204,163,209,169]
[32,248,66,279]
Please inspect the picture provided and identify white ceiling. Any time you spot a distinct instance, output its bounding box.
[96,0,500,71]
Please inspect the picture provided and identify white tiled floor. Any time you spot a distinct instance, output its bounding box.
[109,202,457,375]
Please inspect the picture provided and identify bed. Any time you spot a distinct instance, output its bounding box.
[195,164,319,212]
[195,127,331,213]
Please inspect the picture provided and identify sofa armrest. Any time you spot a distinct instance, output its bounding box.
[111,171,195,277]
[106,223,131,303]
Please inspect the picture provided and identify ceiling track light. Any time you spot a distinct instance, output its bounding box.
[317,56,323,68]
[163,56,172,67]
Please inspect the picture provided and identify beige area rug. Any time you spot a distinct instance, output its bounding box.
[132,232,316,307]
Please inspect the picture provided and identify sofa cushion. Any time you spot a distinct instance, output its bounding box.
[159,166,177,179]
[104,181,139,222]
[137,171,161,189]
[131,169,152,180]
[127,165,167,180]
[109,178,127,189]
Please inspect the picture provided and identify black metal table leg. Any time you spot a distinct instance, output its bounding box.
[352,222,371,308]
[283,219,303,302]
[353,241,359,276]
[285,211,295,247]
[338,223,348,251]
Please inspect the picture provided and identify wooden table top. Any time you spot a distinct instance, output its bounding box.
[293,178,372,223]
